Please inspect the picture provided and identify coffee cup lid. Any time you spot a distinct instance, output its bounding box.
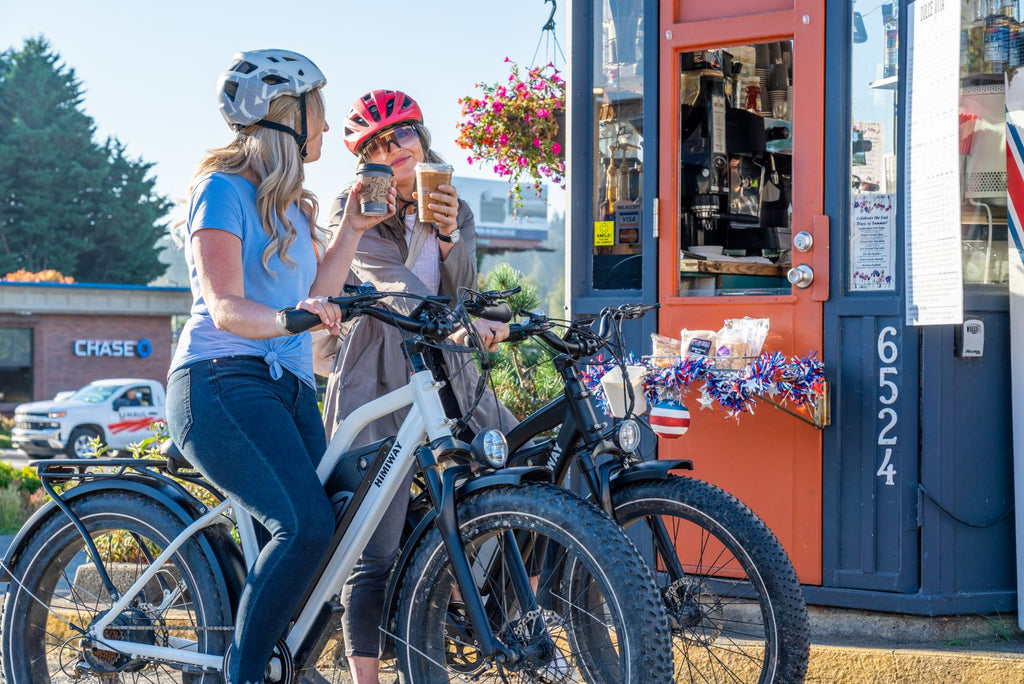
[415,162,454,172]
[356,163,394,175]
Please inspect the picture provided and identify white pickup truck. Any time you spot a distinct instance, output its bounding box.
[12,378,166,458]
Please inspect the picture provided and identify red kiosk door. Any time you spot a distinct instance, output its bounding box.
[657,0,827,583]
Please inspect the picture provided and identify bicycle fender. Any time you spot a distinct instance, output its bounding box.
[379,465,552,653]
[610,459,693,489]
[0,477,245,613]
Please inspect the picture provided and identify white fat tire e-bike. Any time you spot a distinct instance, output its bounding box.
[0,286,673,683]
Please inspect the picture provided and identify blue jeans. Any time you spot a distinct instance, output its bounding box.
[166,357,334,684]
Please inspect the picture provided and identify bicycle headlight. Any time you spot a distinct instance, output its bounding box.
[615,419,641,453]
[471,428,508,468]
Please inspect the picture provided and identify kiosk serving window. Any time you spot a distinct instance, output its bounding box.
[959,0,1012,287]
[849,3,900,292]
[676,42,794,297]
[592,0,645,290]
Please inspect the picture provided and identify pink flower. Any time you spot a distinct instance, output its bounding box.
[467,156,474,164]
[537,108,549,118]
[551,142,562,155]
[525,113,531,122]
[492,102,504,113]
[533,137,541,147]
[498,133,509,145]
[496,86,506,97]
[518,156,528,166]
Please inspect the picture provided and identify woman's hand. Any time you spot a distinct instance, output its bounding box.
[422,183,460,236]
[295,296,343,336]
[340,179,398,233]
[464,318,509,352]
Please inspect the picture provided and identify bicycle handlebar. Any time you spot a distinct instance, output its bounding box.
[505,302,660,359]
[279,284,523,338]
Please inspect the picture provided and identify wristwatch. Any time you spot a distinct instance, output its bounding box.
[437,227,461,244]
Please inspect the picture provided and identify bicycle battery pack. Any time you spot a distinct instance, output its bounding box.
[325,437,395,524]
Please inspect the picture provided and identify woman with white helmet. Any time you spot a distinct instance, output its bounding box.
[165,50,396,684]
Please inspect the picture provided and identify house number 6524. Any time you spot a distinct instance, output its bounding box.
[876,327,898,485]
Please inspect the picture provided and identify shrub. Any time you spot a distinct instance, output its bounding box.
[481,264,563,420]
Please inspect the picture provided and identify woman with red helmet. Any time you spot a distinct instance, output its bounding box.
[315,89,516,683]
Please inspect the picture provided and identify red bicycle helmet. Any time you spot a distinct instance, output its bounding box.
[343,89,423,154]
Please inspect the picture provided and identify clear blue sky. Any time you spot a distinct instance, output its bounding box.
[0,0,567,226]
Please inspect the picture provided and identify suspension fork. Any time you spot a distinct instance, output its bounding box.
[415,446,524,664]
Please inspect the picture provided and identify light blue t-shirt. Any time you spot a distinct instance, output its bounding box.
[169,172,317,387]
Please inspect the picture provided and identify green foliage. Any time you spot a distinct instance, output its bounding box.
[0,37,171,283]
[0,415,11,447]
[0,460,41,494]
[481,263,563,420]
[0,463,46,533]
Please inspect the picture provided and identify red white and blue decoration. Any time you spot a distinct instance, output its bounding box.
[581,351,825,421]
[649,400,691,438]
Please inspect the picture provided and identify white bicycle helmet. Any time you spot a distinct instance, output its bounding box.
[217,49,326,157]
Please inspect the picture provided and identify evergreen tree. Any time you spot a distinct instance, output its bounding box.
[0,37,169,283]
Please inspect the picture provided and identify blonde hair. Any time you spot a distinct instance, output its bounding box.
[186,88,326,272]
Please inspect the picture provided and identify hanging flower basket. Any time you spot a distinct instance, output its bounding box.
[457,59,566,209]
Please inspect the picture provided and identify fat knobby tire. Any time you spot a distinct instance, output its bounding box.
[395,482,674,683]
[0,491,231,683]
[613,476,810,683]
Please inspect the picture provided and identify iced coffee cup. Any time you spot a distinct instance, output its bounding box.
[415,162,454,223]
[355,163,393,217]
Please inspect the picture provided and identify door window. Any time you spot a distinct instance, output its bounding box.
[676,41,794,296]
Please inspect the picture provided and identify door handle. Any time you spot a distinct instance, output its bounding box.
[787,264,814,288]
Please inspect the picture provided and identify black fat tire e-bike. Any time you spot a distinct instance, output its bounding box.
[499,305,811,683]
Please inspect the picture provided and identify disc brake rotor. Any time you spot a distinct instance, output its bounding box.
[664,577,725,646]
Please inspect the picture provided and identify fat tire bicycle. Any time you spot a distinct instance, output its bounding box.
[490,304,812,683]
[0,286,674,684]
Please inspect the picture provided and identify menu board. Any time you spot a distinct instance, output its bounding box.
[905,0,963,325]
[851,194,896,290]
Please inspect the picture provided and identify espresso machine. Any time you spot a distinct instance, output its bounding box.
[679,49,788,255]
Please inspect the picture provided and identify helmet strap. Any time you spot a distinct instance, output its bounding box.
[253,92,310,159]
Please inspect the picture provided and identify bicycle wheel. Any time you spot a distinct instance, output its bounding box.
[395,482,673,683]
[1,491,233,683]
[612,476,810,683]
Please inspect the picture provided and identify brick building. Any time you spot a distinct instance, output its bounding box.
[0,282,191,413]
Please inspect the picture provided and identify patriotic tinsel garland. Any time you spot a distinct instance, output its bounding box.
[580,351,825,419]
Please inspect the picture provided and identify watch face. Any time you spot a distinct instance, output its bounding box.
[450,229,461,243]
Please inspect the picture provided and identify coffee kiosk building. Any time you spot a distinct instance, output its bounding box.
[0,282,191,414]
[567,0,1019,615]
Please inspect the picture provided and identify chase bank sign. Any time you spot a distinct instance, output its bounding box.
[73,339,153,359]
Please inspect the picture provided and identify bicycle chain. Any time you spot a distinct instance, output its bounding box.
[96,623,236,632]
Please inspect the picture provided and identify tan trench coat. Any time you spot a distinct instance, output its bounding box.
[314,190,518,447]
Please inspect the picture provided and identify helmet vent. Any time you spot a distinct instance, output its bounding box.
[400,95,414,111]
[223,81,239,102]
[282,56,297,61]
[267,56,280,63]
[262,74,288,86]
[366,103,381,121]
[232,61,257,74]
[385,98,395,117]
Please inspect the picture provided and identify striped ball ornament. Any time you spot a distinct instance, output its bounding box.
[649,400,691,438]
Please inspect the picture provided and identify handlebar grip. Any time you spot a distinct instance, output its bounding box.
[282,308,323,335]
[476,302,513,323]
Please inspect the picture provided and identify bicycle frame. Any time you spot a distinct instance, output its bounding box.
[506,353,692,577]
[68,344,523,674]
